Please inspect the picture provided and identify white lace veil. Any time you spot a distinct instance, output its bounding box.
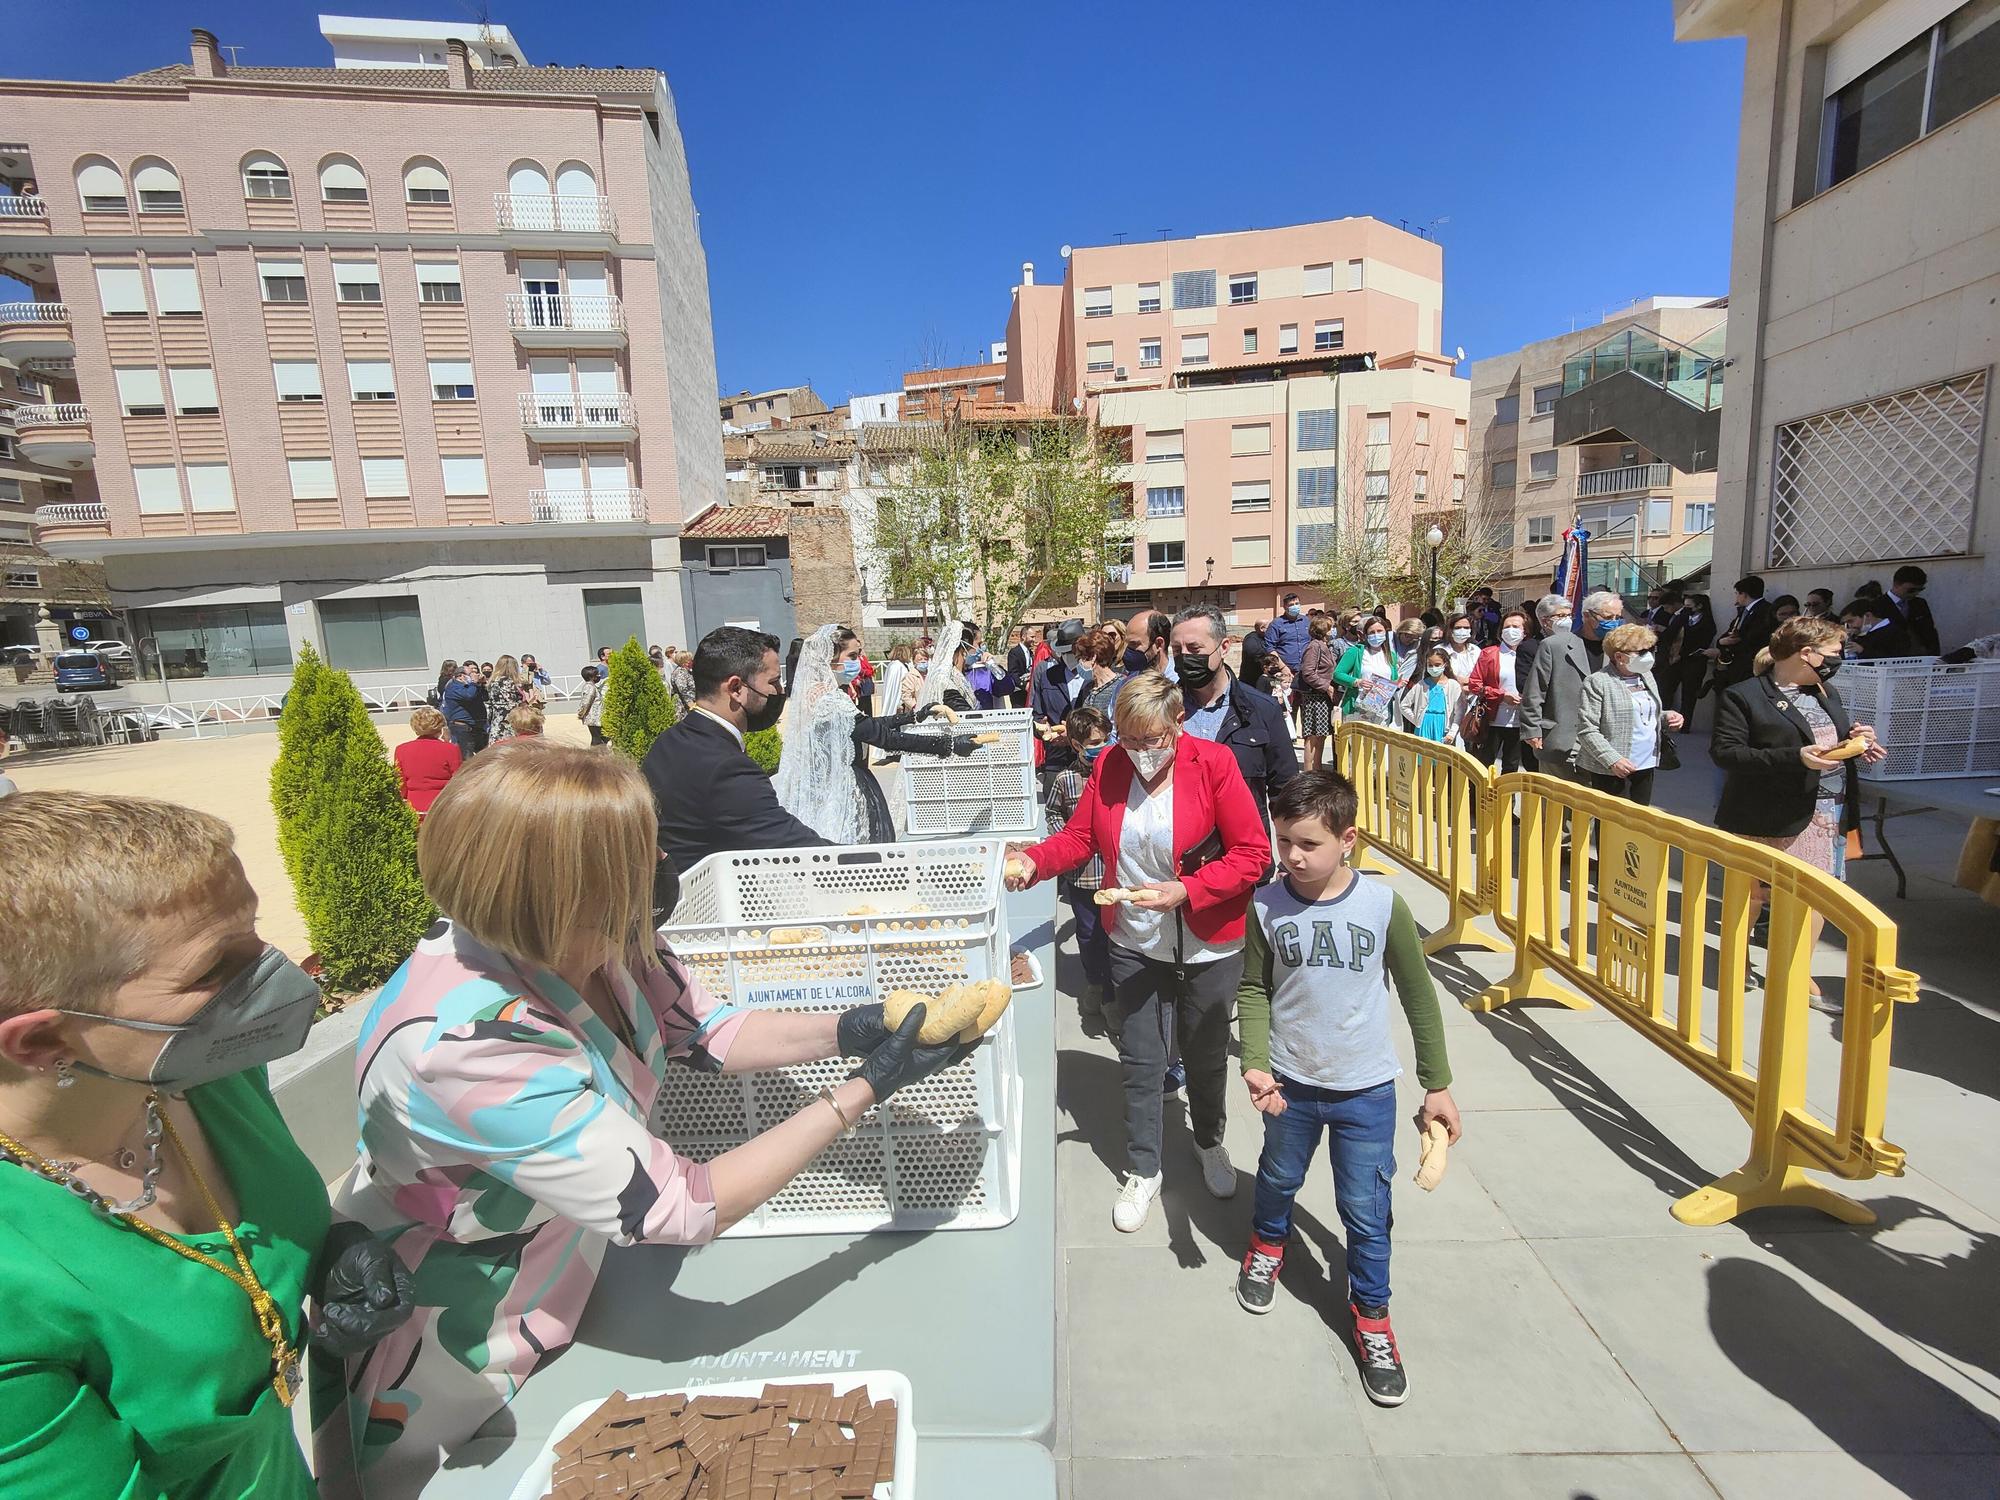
[773,623,870,845]
[918,619,972,710]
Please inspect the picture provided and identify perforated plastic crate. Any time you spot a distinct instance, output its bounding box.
[656,840,1022,1235]
[1837,656,2000,781]
[899,707,1038,837]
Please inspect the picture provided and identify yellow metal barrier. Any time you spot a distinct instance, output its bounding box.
[1334,722,1504,955]
[1476,771,1915,1226]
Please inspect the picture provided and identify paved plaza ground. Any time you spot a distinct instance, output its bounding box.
[7,721,1998,1495]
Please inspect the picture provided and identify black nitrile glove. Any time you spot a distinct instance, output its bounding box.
[950,735,979,758]
[847,1005,975,1102]
[836,1002,890,1059]
[313,1222,416,1359]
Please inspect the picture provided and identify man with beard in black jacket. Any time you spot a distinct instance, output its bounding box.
[1169,603,1298,838]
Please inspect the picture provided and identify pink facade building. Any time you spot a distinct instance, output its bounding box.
[1013,218,1470,621]
[0,17,723,694]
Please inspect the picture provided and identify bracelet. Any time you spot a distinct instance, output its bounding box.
[816,1086,856,1136]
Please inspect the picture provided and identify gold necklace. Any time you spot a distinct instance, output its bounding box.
[0,1110,302,1406]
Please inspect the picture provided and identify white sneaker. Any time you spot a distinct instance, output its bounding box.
[1195,1142,1237,1199]
[1112,1171,1163,1232]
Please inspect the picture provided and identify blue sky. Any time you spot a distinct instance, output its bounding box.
[7,1,1746,401]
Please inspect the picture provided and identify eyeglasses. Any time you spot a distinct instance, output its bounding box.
[1122,730,1175,752]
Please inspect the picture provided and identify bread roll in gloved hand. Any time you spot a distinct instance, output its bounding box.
[880,980,1010,1044]
[848,1005,974,1101]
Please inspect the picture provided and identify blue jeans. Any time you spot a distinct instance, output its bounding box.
[1065,889,1111,990]
[1251,1076,1398,1308]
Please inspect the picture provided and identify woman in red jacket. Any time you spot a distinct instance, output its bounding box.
[1006,672,1269,1233]
[1464,605,1532,773]
[394,706,462,816]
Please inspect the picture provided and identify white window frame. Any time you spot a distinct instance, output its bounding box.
[1146,429,1184,463]
[333,260,383,304]
[403,160,451,204]
[185,463,235,513]
[168,366,220,416]
[94,266,148,316]
[1085,342,1115,374]
[287,457,337,500]
[1145,486,1186,518]
[1228,272,1258,305]
[707,543,769,570]
[242,155,292,200]
[149,264,202,316]
[1532,382,1562,417]
[1529,450,1559,483]
[1314,318,1344,352]
[1136,282,1162,315]
[114,366,167,417]
[1179,332,1209,366]
[272,360,323,403]
[441,455,488,496]
[1242,327,1259,354]
[1527,515,1555,546]
[428,359,475,401]
[1138,337,1162,368]
[346,360,396,402]
[1083,286,1112,318]
[320,159,369,203]
[133,162,184,214]
[259,260,307,303]
[1684,501,1715,533]
[415,262,464,303]
[361,457,410,498]
[1147,539,1186,570]
[1302,262,1334,296]
[132,465,182,515]
[1366,413,1391,446]
[1278,323,1298,354]
[1230,479,1272,512]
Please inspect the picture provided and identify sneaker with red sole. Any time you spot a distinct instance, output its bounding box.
[1350,1302,1408,1405]
[1236,1235,1285,1314]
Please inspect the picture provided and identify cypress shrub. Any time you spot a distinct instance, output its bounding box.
[744,725,782,773]
[602,634,677,760]
[270,649,434,993]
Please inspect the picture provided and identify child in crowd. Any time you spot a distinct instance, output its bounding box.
[1044,705,1112,1034]
[507,705,545,739]
[1235,770,1459,1406]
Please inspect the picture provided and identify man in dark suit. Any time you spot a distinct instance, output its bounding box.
[1887,565,1941,655]
[1843,596,1918,659]
[642,625,828,872]
[1006,626,1034,708]
[1710,574,1775,690]
[1169,604,1298,835]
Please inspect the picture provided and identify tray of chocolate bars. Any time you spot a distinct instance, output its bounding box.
[508,1371,916,1499]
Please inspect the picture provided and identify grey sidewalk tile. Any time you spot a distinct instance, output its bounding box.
[1535,1238,2000,1457]
[1064,1245,1371,1460]
[1693,1451,2000,1499]
[1069,1455,1390,1498]
[1350,1241,1677,1456]
[1375,1452,1719,1499]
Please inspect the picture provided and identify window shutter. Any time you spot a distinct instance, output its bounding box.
[346,360,395,398]
[404,162,450,194]
[1302,263,1334,295]
[428,359,474,393]
[132,466,181,514]
[273,361,323,399]
[169,366,219,413]
[320,160,367,194]
[114,366,166,413]
[441,455,488,496]
[415,260,462,286]
[332,260,381,290]
[287,458,336,499]
[185,463,235,512]
[1171,270,1215,309]
[361,457,409,497]
[260,259,306,283]
[95,266,148,314]
[149,265,202,314]
[1296,409,1336,450]
[1296,467,1338,507]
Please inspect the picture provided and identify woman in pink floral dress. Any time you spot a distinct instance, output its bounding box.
[313,741,968,1496]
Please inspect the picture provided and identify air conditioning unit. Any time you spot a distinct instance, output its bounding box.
[1115,366,1128,381]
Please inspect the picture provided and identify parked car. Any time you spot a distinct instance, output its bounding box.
[53,649,111,692]
[85,639,133,660]
[1,643,39,664]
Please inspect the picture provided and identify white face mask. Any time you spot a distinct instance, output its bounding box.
[1547,617,1573,632]
[1501,626,1525,646]
[1129,744,1174,779]
[1629,651,1656,674]
[1450,628,1471,645]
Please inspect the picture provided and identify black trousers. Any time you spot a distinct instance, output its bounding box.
[1106,942,1240,1177]
[1591,768,1657,806]
[1477,725,1524,774]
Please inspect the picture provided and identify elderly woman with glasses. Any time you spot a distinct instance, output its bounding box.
[1005,672,1270,1235]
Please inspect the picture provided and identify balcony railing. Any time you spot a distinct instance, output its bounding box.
[33,501,108,526]
[505,292,626,336]
[0,195,48,222]
[493,192,618,237]
[16,403,90,427]
[0,301,69,324]
[517,391,636,431]
[1577,462,1674,497]
[1561,321,1727,411]
[529,488,643,523]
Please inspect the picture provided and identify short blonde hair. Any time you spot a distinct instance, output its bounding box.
[410,706,446,738]
[507,705,545,737]
[1757,615,1845,676]
[1112,670,1182,740]
[1603,623,1657,655]
[0,791,243,1015]
[419,740,661,973]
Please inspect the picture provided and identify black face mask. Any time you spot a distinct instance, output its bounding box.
[743,683,786,733]
[1812,656,1841,683]
[1122,645,1149,675]
[1174,650,1219,690]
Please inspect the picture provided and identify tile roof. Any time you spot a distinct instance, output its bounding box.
[680,504,791,539]
[856,421,944,452]
[751,435,855,462]
[117,63,659,95]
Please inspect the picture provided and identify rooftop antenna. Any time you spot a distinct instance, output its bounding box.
[222,44,246,65]
[1112,231,1127,244]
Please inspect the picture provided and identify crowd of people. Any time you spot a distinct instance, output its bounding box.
[0,558,1967,1497]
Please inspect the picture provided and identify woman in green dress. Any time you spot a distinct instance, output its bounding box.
[0,790,413,1498]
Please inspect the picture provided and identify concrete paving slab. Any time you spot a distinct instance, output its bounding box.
[1064,1245,1372,1460]
[1345,1240,1678,1457]
[1534,1237,2000,1456]
[1069,1455,1391,1498]
[1374,1452,1720,1499]
[1693,1450,2000,1499]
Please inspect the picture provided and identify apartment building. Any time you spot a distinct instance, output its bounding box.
[1,357,114,654]
[719,383,828,431]
[1471,298,1725,602]
[901,360,1005,421]
[1675,0,1998,648]
[0,17,724,698]
[1028,219,1469,619]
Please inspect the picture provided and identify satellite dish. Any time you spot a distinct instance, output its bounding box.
[1071,395,1084,412]
[1454,346,1466,363]
[1059,244,1073,259]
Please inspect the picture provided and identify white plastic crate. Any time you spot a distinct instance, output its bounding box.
[656,840,1022,1236]
[899,707,1038,837]
[1837,656,2000,782]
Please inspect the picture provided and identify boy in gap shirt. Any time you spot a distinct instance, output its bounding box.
[1235,769,1460,1405]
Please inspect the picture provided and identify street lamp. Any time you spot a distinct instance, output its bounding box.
[1424,524,1445,612]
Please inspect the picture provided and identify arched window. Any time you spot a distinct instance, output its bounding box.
[507,160,549,197]
[241,152,292,200]
[403,158,450,204]
[75,157,127,214]
[554,161,597,198]
[318,156,368,203]
[132,159,184,213]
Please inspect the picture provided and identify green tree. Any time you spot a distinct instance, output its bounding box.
[601,635,676,760]
[744,725,782,773]
[270,648,433,993]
